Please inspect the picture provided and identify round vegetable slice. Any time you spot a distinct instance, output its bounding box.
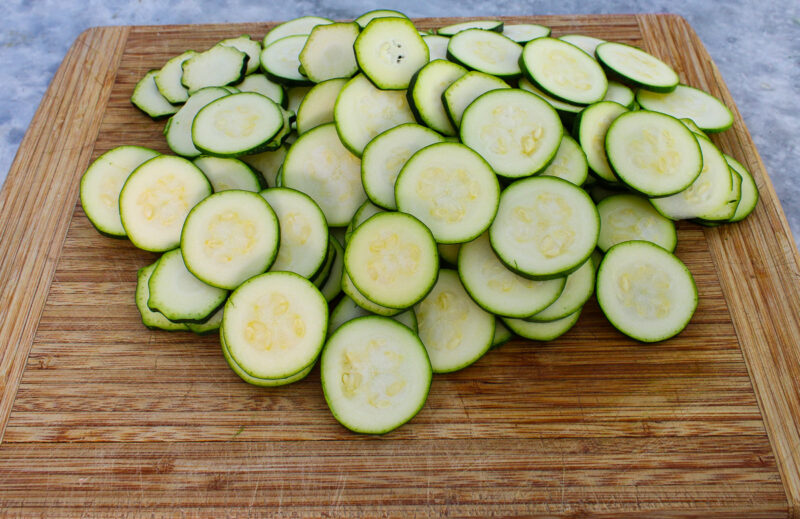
[539,134,588,186]
[595,42,679,93]
[321,316,432,434]
[504,309,581,341]
[597,193,677,252]
[446,29,522,79]
[636,84,734,133]
[596,240,697,342]
[354,17,429,90]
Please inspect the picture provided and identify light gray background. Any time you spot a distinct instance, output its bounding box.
[2,1,798,246]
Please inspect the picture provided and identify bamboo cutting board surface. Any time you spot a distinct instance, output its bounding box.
[1,14,799,517]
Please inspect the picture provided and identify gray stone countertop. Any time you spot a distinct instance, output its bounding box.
[1,1,798,248]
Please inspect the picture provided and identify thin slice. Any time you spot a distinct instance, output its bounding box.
[296,78,348,134]
[725,155,759,222]
[596,240,697,342]
[443,70,510,128]
[597,193,677,252]
[504,309,581,341]
[502,24,550,43]
[341,271,402,317]
[354,17,429,90]
[299,22,360,83]
[395,142,500,244]
[321,316,432,434]
[333,73,416,156]
[354,9,408,28]
[408,59,467,136]
[438,20,503,36]
[223,271,327,379]
[558,34,606,58]
[636,84,734,133]
[320,235,345,301]
[148,248,228,322]
[221,327,314,386]
[491,319,513,348]
[136,261,189,332]
[181,190,280,290]
[328,296,417,336]
[345,212,439,309]
[234,74,285,105]
[261,34,311,85]
[187,305,224,334]
[155,51,196,104]
[414,269,494,373]
[181,46,247,94]
[603,81,635,109]
[574,101,629,182]
[361,123,444,210]
[80,145,160,237]
[263,16,333,47]
[489,176,599,279]
[119,155,211,252]
[526,259,595,322]
[165,87,230,157]
[595,42,679,93]
[460,88,562,178]
[447,29,522,79]
[240,145,287,188]
[193,156,262,192]
[131,70,178,119]
[219,35,262,75]
[423,35,450,61]
[518,76,583,115]
[539,134,588,186]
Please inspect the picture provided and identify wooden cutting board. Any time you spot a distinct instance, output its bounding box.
[1,14,799,517]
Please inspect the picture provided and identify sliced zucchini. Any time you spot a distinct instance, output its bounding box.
[503,309,581,341]
[395,142,500,244]
[180,190,280,290]
[155,51,196,104]
[414,269,495,373]
[234,73,285,105]
[438,20,503,36]
[437,243,461,266]
[526,258,594,322]
[345,200,385,243]
[603,81,635,109]
[296,78,347,134]
[502,24,550,43]
[187,305,224,334]
[333,73,416,156]
[491,319,513,348]
[119,155,212,252]
[408,59,467,136]
[328,295,417,337]
[595,42,679,93]
[345,212,439,309]
[458,232,565,318]
[131,70,178,119]
[423,35,450,61]
[261,34,311,85]
[181,45,247,94]
[518,76,583,116]
[321,316,432,434]
[443,70,510,128]
[263,16,333,47]
[299,22,360,83]
[193,156,262,192]
[636,84,734,133]
[192,92,284,157]
[725,155,759,222]
[460,88,562,178]
[695,166,742,223]
[361,123,444,210]
[650,135,733,220]
[596,240,697,342]
[221,326,314,386]
[148,248,228,323]
[573,101,629,182]
[558,34,606,58]
[320,234,345,302]
[310,238,336,288]
[219,35,262,75]
[281,123,366,226]
[223,271,328,379]
[489,176,599,279]
[136,261,189,332]
[354,9,408,28]
[165,86,230,157]
[446,29,522,79]
[539,134,588,186]
[521,37,608,105]
[597,193,677,252]
[341,271,402,317]
[605,110,703,197]
[240,145,287,188]
[80,145,160,237]
[260,188,329,278]
[287,85,312,114]
[354,17,429,90]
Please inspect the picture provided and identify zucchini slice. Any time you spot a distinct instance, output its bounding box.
[341,271,402,317]
[489,176,599,279]
[521,37,608,105]
[345,212,439,309]
[414,269,495,373]
[725,155,759,222]
[446,29,522,79]
[438,20,503,36]
[261,34,311,85]
[240,145,287,189]
[539,134,588,186]
[333,73,416,156]
[573,101,629,182]
[148,248,228,323]
[80,145,160,237]
[165,86,230,158]
[354,17,429,90]
[222,271,328,379]
[320,234,345,302]
[503,309,581,341]
[221,326,314,387]
[603,81,635,109]
[328,295,417,337]
[119,155,212,252]
[136,261,189,332]
[636,84,734,133]
[458,232,565,318]
[281,123,366,226]
[502,24,551,43]
[354,9,408,28]
[296,78,348,134]
[218,35,262,75]
[460,88,563,178]
[321,316,432,434]
[260,188,329,278]
[518,76,583,116]
[395,142,500,244]
[423,35,450,61]
[596,240,697,342]
[408,59,467,136]
[299,22,360,83]
[597,193,677,252]
[361,123,444,210]
[131,70,178,119]
[595,42,679,93]
[180,190,280,290]
[181,45,248,94]
[263,16,333,47]
[605,110,703,197]
[558,34,606,58]
[155,51,196,104]
[526,258,595,322]
[234,74,285,105]
[491,319,513,348]
[193,156,262,192]
[192,92,284,157]
[443,70,510,128]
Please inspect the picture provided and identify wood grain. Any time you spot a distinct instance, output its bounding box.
[0,14,798,517]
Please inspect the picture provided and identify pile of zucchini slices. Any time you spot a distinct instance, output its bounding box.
[81,11,759,434]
